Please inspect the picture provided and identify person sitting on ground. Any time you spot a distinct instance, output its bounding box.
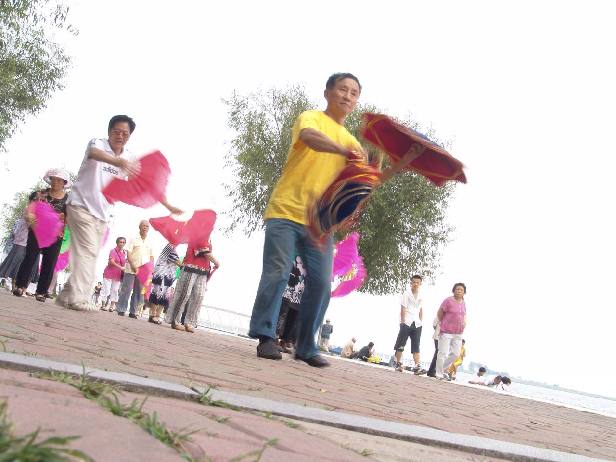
[352,342,374,361]
[468,366,488,385]
[487,375,512,390]
[341,337,356,358]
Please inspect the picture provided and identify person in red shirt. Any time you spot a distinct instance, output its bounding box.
[165,240,219,332]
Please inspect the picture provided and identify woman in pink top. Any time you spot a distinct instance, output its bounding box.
[100,237,127,312]
[435,282,467,380]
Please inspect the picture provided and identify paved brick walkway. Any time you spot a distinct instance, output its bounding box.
[0,292,614,461]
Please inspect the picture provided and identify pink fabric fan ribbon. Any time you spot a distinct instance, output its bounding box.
[136,261,154,286]
[29,201,63,248]
[54,251,70,272]
[331,232,367,297]
[149,209,217,246]
[102,150,171,208]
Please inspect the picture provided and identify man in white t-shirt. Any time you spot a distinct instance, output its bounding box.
[117,220,155,317]
[57,115,181,311]
[392,275,426,374]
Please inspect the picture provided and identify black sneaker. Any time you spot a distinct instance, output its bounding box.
[294,354,330,368]
[129,313,137,319]
[117,312,125,316]
[256,338,282,360]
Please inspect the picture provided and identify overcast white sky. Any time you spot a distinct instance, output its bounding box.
[1,1,615,397]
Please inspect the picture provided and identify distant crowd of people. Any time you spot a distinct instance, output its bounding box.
[93,219,219,332]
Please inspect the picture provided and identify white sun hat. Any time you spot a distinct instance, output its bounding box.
[43,168,71,188]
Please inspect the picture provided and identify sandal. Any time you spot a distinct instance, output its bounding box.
[184,324,194,333]
[172,324,185,331]
[35,294,46,303]
[12,288,24,297]
[148,316,163,325]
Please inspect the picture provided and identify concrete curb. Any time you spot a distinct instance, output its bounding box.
[0,352,606,462]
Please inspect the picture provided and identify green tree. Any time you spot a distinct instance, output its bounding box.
[0,182,42,247]
[224,86,457,295]
[0,0,77,151]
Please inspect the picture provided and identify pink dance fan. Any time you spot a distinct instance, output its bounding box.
[54,251,70,272]
[29,201,63,248]
[331,232,367,297]
[136,261,154,286]
[103,151,171,208]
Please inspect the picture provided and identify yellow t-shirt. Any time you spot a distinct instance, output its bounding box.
[264,110,361,225]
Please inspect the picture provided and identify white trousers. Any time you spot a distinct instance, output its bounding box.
[436,333,463,377]
[100,278,121,303]
[59,205,106,305]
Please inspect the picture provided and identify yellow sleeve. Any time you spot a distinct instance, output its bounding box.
[291,111,321,148]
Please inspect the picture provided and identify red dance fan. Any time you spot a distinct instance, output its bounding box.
[361,113,466,186]
[307,160,382,242]
[150,209,217,246]
[103,151,171,208]
[29,201,64,248]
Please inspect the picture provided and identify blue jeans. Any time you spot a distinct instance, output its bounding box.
[249,218,333,359]
[116,273,142,315]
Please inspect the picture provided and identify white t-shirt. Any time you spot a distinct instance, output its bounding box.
[68,138,131,222]
[400,289,423,327]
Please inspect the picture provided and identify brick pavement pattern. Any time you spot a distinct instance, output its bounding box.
[0,292,614,460]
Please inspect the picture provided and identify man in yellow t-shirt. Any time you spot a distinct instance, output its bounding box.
[249,73,366,367]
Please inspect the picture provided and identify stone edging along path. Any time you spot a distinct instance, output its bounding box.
[0,352,607,462]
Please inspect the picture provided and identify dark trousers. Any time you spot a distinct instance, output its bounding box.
[15,229,62,295]
[276,299,299,343]
[428,339,438,377]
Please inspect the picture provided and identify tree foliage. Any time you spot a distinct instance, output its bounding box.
[224,86,457,295]
[0,181,43,247]
[0,0,77,151]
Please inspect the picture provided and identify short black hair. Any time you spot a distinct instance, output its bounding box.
[452,282,467,294]
[116,236,126,244]
[411,275,423,281]
[108,115,136,134]
[326,73,362,92]
[478,367,486,373]
[368,342,374,348]
[501,376,512,385]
